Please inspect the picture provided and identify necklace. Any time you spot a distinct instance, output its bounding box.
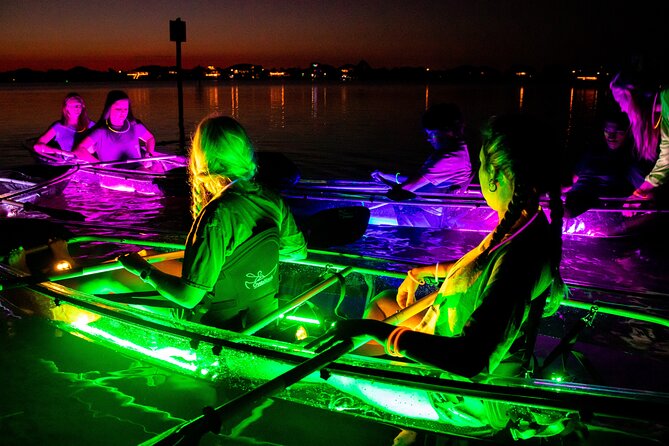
[106,119,130,134]
[652,92,662,130]
[488,206,541,255]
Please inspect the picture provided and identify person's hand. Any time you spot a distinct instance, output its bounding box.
[396,273,422,308]
[622,182,655,217]
[306,319,391,353]
[118,252,150,277]
[386,184,416,201]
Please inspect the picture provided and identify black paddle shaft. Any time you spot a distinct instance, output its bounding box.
[22,202,86,221]
[1,199,85,221]
[147,339,354,446]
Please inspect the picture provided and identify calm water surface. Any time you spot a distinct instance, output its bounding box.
[0,81,607,178]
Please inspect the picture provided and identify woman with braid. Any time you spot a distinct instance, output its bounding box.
[119,115,307,330]
[313,114,568,443]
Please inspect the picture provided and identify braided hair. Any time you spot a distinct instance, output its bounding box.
[188,115,258,219]
[480,114,566,315]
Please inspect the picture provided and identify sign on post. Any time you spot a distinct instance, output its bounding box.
[170,18,186,42]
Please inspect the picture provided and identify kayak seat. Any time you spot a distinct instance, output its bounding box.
[189,221,281,331]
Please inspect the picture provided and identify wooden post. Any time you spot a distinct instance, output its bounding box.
[170,18,186,154]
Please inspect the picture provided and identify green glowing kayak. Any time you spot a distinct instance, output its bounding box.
[1,234,668,445]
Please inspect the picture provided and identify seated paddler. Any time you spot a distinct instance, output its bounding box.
[371,103,473,199]
[312,114,570,442]
[72,90,166,170]
[119,115,307,331]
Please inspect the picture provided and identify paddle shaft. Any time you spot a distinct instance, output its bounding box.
[145,294,436,445]
[144,339,356,446]
[1,198,86,221]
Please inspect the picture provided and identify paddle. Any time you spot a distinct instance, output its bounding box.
[385,185,417,201]
[299,205,370,248]
[255,151,301,190]
[375,175,417,201]
[139,338,357,446]
[140,292,434,446]
[1,198,86,221]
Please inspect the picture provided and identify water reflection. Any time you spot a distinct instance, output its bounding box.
[341,86,348,115]
[230,85,239,119]
[0,82,610,178]
[311,85,319,118]
[208,86,219,110]
[128,88,151,109]
[269,84,285,128]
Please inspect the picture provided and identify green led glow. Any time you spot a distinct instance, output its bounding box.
[75,278,135,296]
[71,318,198,372]
[550,374,565,382]
[327,374,441,421]
[200,369,209,376]
[282,315,321,325]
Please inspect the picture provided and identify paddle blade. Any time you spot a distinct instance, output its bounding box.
[386,185,416,202]
[256,152,301,190]
[303,206,370,248]
[22,202,86,221]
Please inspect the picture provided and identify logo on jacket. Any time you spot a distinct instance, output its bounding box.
[245,265,278,289]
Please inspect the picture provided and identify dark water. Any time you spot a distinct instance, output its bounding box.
[0,310,409,446]
[0,81,607,179]
[1,82,667,445]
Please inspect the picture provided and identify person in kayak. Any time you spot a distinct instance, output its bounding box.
[313,113,569,442]
[371,103,473,199]
[72,90,157,163]
[119,115,307,331]
[564,111,652,218]
[33,92,94,160]
[609,70,668,205]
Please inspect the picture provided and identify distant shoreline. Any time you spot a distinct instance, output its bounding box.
[0,62,615,86]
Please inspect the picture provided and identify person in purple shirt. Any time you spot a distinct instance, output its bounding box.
[372,103,473,199]
[73,90,156,163]
[33,92,94,160]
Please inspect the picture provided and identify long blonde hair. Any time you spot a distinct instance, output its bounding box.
[188,115,258,218]
[610,71,660,161]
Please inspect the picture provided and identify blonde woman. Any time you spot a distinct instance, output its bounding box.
[120,115,307,330]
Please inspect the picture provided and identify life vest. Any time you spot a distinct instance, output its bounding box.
[190,223,280,331]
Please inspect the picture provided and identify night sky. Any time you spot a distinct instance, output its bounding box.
[0,0,660,72]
